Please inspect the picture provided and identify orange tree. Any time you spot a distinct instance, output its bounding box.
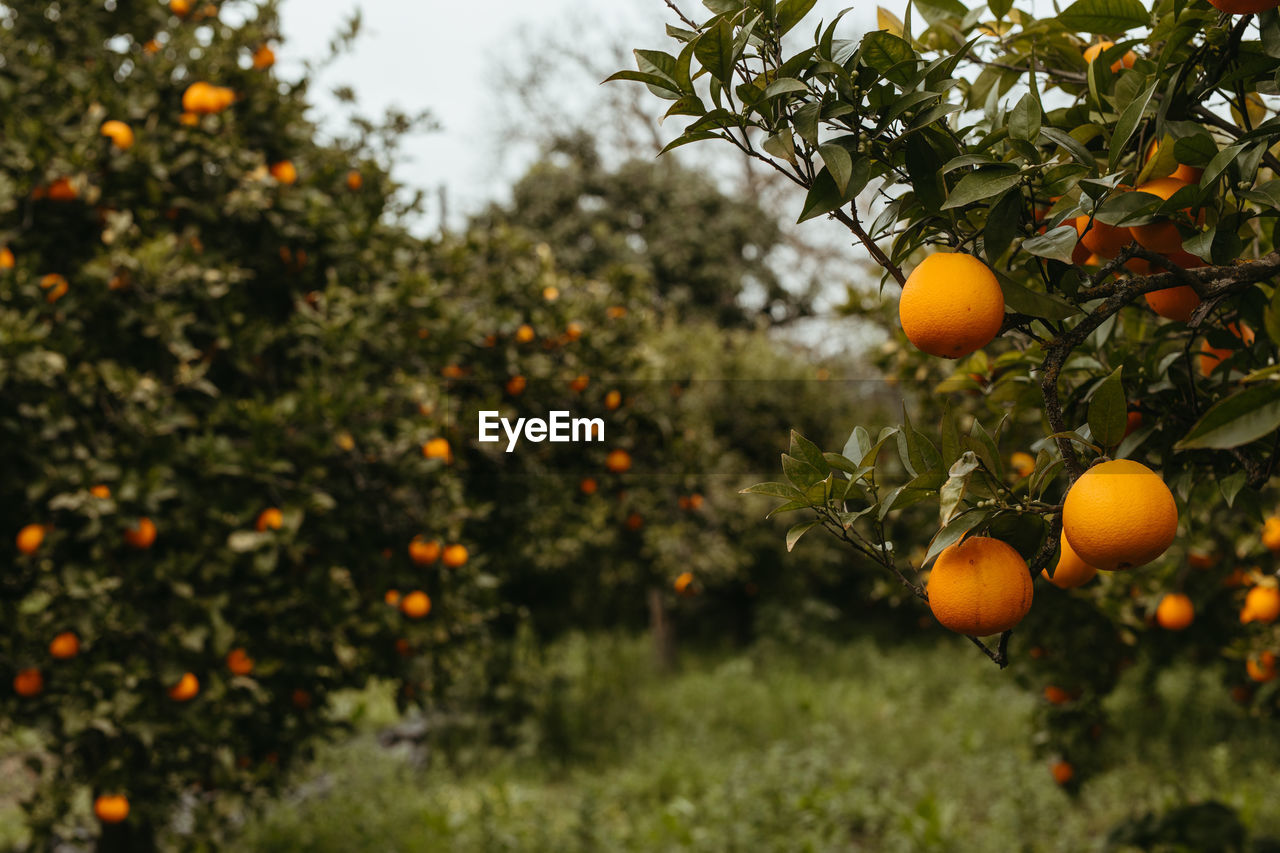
[619,0,1280,792]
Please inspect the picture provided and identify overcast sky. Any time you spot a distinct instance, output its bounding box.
[276,0,899,231]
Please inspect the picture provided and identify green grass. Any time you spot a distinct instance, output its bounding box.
[239,633,1280,852]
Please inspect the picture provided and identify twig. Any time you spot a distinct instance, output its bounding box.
[661,0,701,31]
[831,207,908,286]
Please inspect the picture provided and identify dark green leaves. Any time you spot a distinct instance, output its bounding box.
[859,31,917,86]
[1057,0,1149,34]
[1088,367,1127,450]
[695,18,737,85]
[1022,225,1080,264]
[776,0,818,35]
[942,168,1022,210]
[1176,384,1280,450]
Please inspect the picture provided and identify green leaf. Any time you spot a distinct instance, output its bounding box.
[1176,384,1280,450]
[1009,93,1042,142]
[789,430,830,473]
[997,273,1080,320]
[797,167,844,222]
[843,425,872,463]
[983,189,1021,262]
[1057,0,1149,34]
[777,0,819,34]
[763,77,809,99]
[694,18,737,85]
[818,143,854,194]
[740,482,804,499]
[1109,79,1158,171]
[923,510,990,564]
[859,31,916,87]
[942,168,1022,210]
[766,499,810,518]
[1088,366,1127,449]
[939,451,979,525]
[782,453,825,488]
[786,520,820,552]
[1021,224,1079,264]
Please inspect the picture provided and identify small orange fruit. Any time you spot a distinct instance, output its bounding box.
[346,170,363,190]
[1209,0,1280,13]
[566,321,583,341]
[40,273,69,303]
[1145,286,1201,322]
[1083,41,1135,72]
[542,286,560,301]
[385,589,401,606]
[898,253,1005,359]
[400,590,431,618]
[409,537,441,566]
[1050,761,1075,785]
[182,82,234,115]
[688,493,704,510]
[515,324,535,343]
[927,536,1033,635]
[90,484,111,499]
[16,523,45,555]
[170,0,191,15]
[1041,533,1098,589]
[442,544,468,568]
[270,161,297,185]
[45,177,78,201]
[1246,651,1277,683]
[100,120,135,150]
[1262,516,1280,552]
[625,512,644,531]
[124,517,157,549]
[506,375,527,396]
[1044,685,1074,705]
[1187,549,1216,569]
[580,477,598,495]
[674,571,695,596]
[168,672,199,701]
[422,437,452,463]
[1145,139,1203,184]
[1074,215,1130,259]
[255,507,283,532]
[1010,451,1035,479]
[1156,593,1194,630]
[1241,586,1280,624]
[1130,178,1201,254]
[226,648,255,676]
[606,305,628,319]
[14,668,43,697]
[606,449,632,474]
[0,247,13,269]
[604,390,622,410]
[94,794,130,823]
[1062,460,1177,570]
[1124,410,1143,437]
[49,632,80,659]
[252,44,275,70]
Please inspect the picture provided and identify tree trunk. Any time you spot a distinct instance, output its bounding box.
[647,587,675,671]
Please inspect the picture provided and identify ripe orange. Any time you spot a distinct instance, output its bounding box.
[1144,286,1200,322]
[182,81,234,115]
[898,253,1005,359]
[44,177,78,201]
[1125,410,1143,437]
[1083,41,1136,73]
[1010,451,1035,479]
[1041,533,1098,589]
[927,536,1033,635]
[270,161,297,185]
[1130,178,1200,254]
[256,507,283,532]
[625,512,644,531]
[400,590,431,618]
[1264,517,1280,552]
[94,794,130,824]
[1246,651,1277,682]
[606,305,628,319]
[1062,460,1177,570]
[252,44,275,70]
[506,375,527,396]
[0,247,13,268]
[40,273,69,303]
[542,286,559,301]
[604,390,622,410]
[674,571,695,596]
[1156,593,1194,630]
[1050,760,1075,785]
[566,321,583,341]
[16,523,45,555]
[345,169,363,190]
[688,493,704,510]
[1074,215,1130,259]
[606,449,632,473]
[1209,0,1280,12]
[385,589,402,607]
[1241,586,1280,624]
[100,120,134,150]
[90,484,111,499]
[442,544,468,568]
[14,668,43,697]
[124,517,157,549]
[1199,323,1254,377]
[49,632,80,659]
[168,672,199,701]
[515,324,535,343]
[422,437,452,463]
[1187,548,1216,569]
[409,536,441,566]
[1145,139,1203,184]
[580,477,598,495]
[1043,685,1074,704]
[226,648,255,676]
[170,0,191,15]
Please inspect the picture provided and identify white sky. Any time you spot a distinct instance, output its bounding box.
[277,0,900,230]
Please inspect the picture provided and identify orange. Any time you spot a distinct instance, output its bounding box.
[566,321,583,341]
[256,507,283,532]
[1010,451,1035,479]
[1074,215,1130,259]
[168,672,199,701]
[1156,593,1194,630]
[604,389,622,410]
[606,449,632,473]
[1144,286,1200,322]
[542,286,560,301]
[1050,761,1075,785]
[385,589,401,607]
[1083,41,1135,73]
[926,536,1033,635]
[270,161,297,185]
[40,273,69,303]
[442,544,468,568]
[1129,178,1200,254]
[45,177,78,201]
[1241,586,1280,624]
[1145,139,1203,184]
[580,477,598,495]
[0,247,13,268]
[1125,410,1143,437]
[506,375,526,396]
[1246,651,1277,682]
[49,632,80,659]
[515,324,535,343]
[100,120,134,150]
[16,523,45,555]
[674,571,695,596]
[336,431,355,451]
[689,493,704,510]
[1187,548,1216,569]
[124,517,157,549]
[226,648,254,676]
[409,536,441,566]
[252,44,275,70]
[625,512,644,531]
[1264,517,1280,552]
[1041,533,1098,589]
[14,668,43,697]
[898,253,1005,359]
[400,590,431,618]
[1210,0,1280,12]
[1199,323,1254,377]
[94,794,130,824]
[90,484,111,499]
[422,437,452,463]
[170,0,191,15]
[182,82,234,115]
[346,170,363,190]
[1043,685,1074,704]
[1062,460,1177,570]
